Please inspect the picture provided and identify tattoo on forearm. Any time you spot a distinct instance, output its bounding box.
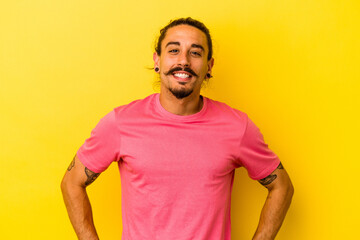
[258,162,284,186]
[67,156,76,171]
[85,167,100,186]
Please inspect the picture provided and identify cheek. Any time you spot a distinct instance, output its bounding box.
[160,56,175,65]
[197,63,208,74]
[160,62,173,72]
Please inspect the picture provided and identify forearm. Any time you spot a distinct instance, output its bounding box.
[253,186,294,240]
[61,182,99,240]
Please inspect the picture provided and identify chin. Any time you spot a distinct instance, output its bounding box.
[169,87,194,99]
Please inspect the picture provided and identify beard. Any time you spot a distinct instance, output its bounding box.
[169,85,193,99]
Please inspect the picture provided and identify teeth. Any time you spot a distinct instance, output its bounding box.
[174,73,190,78]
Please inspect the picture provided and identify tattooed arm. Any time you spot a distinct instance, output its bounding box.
[61,155,101,240]
[252,162,294,240]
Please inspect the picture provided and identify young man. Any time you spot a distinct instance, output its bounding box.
[61,17,294,240]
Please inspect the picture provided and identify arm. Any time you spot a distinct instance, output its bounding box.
[61,155,101,240]
[252,162,294,240]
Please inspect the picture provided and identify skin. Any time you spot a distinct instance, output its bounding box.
[61,155,100,240]
[253,163,294,240]
[61,24,294,239]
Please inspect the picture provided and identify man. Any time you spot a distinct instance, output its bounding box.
[61,17,294,240]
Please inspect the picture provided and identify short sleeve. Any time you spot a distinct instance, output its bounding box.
[237,116,280,180]
[76,110,120,173]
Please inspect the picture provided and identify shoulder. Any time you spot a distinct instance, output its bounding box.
[90,94,156,129]
[112,94,157,117]
[205,97,249,124]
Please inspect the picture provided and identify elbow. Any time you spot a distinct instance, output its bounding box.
[287,181,295,201]
[60,174,73,194]
[60,176,67,194]
[60,174,86,195]
[273,179,294,201]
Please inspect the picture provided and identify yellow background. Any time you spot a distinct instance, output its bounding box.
[1,0,359,239]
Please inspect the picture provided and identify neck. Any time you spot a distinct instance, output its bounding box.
[159,88,203,116]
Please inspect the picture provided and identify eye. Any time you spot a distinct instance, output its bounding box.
[191,51,202,57]
[169,49,179,54]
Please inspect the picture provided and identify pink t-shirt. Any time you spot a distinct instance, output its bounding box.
[77,93,280,240]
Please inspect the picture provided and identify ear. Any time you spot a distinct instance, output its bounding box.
[207,58,214,74]
[153,52,160,67]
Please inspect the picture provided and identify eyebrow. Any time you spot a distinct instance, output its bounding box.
[165,41,205,51]
[165,41,180,48]
[191,44,204,51]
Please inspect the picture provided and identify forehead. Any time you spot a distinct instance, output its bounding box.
[162,25,208,50]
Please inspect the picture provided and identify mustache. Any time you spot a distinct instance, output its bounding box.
[164,67,198,77]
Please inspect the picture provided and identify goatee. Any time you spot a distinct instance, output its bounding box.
[169,87,193,99]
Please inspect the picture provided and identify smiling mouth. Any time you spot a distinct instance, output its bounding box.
[173,72,192,80]
[165,67,197,80]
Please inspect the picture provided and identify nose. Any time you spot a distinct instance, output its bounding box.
[177,51,190,67]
